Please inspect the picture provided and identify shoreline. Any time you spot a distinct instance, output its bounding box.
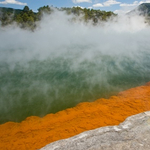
[0,82,150,150]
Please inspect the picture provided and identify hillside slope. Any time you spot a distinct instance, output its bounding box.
[128,3,150,16]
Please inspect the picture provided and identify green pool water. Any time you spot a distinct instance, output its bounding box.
[0,47,150,124]
[1,17,150,124]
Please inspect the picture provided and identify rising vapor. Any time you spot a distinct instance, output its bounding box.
[0,10,150,124]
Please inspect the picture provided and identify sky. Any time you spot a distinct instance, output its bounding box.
[0,0,150,14]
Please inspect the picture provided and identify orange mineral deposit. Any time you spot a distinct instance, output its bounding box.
[0,82,150,150]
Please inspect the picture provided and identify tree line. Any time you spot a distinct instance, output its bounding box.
[0,5,116,29]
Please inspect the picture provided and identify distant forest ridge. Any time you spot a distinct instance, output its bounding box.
[0,5,116,29]
[0,3,150,29]
[128,3,150,16]
[136,3,150,15]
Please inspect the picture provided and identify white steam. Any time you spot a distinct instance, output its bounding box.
[0,10,150,123]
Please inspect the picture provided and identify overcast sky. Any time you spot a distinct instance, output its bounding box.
[0,0,150,14]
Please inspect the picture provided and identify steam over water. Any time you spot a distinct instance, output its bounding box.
[0,11,150,124]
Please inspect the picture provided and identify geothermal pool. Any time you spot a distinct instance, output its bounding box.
[0,13,150,124]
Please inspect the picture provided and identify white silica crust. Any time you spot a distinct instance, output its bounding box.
[40,111,150,150]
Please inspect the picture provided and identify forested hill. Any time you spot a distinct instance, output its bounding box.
[0,7,22,15]
[137,3,150,15]
[128,3,150,16]
[0,5,116,29]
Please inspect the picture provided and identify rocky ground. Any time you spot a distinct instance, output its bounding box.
[40,111,150,150]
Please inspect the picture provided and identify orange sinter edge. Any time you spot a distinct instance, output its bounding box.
[0,82,150,150]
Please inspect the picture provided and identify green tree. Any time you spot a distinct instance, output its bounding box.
[23,6,30,12]
[14,5,36,29]
[37,5,51,20]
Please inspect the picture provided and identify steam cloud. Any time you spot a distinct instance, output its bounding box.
[0,10,150,124]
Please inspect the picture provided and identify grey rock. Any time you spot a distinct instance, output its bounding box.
[40,111,150,150]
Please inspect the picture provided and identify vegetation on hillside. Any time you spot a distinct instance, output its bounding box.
[127,3,150,24]
[137,3,150,15]
[0,5,116,29]
[61,6,116,23]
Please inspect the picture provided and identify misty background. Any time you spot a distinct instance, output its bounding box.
[0,10,150,124]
